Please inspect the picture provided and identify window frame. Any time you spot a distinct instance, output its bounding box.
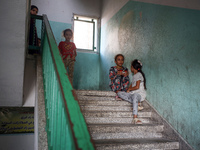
[73,14,99,53]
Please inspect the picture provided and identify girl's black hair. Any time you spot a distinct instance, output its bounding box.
[63,29,73,36]
[132,59,147,89]
[31,5,38,11]
[115,54,124,61]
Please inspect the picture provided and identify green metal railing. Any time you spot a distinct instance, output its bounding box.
[39,14,94,150]
[28,14,42,54]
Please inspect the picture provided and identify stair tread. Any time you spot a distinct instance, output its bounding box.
[80,106,151,112]
[88,124,164,135]
[80,103,149,107]
[94,138,179,150]
[85,117,155,124]
[81,108,152,112]
[79,100,150,108]
[76,90,116,96]
[88,123,163,127]
[94,138,178,144]
[82,111,152,119]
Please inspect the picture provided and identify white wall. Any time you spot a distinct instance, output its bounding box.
[0,0,28,106]
[32,0,101,23]
[0,134,34,150]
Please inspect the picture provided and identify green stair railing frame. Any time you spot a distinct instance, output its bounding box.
[29,14,41,54]
[39,14,94,150]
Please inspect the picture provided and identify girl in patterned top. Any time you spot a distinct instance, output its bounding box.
[109,54,129,100]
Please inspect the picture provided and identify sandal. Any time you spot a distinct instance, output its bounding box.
[131,106,144,111]
[115,96,122,101]
[132,118,142,124]
[138,106,144,111]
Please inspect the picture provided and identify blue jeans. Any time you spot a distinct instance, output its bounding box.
[117,91,141,115]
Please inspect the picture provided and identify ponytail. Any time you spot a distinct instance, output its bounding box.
[131,59,146,89]
[138,70,146,89]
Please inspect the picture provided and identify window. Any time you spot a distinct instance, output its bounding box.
[73,15,98,52]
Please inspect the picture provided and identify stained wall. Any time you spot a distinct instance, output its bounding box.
[100,1,200,149]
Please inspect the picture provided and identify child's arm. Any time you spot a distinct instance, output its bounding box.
[122,68,129,77]
[127,80,140,93]
[117,71,123,76]
[71,48,77,61]
[109,67,117,81]
[123,71,129,76]
[73,48,77,57]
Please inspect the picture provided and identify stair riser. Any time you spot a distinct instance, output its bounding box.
[85,118,152,124]
[81,106,131,111]
[91,132,163,140]
[82,111,152,118]
[78,96,116,101]
[81,105,147,111]
[88,125,164,134]
[79,100,150,108]
[76,90,115,96]
[79,100,132,106]
[95,142,179,150]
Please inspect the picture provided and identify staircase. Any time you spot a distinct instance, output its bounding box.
[76,90,180,150]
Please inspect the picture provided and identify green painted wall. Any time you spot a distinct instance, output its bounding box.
[45,21,100,90]
[73,52,100,90]
[100,1,200,149]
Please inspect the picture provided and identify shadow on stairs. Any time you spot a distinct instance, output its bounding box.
[76,90,193,150]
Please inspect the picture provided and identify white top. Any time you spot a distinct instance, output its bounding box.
[130,72,146,101]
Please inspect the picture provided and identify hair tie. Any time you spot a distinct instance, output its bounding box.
[138,60,142,66]
[138,68,140,70]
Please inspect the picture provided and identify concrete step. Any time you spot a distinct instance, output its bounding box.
[85,117,153,124]
[76,90,180,149]
[76,90,115,97]
[77,95,116,101]
[94,138,179,150]
[78,99,150,108]
[82,110,152,118]
[88,124,164,133]
[88,124,164,140]
[80,105,149,112]
[92,132,162,140]
[79,99,132,105]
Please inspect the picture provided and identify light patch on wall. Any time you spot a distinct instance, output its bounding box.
[118,11,135,52]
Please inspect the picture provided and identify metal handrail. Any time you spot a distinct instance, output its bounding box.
[41,14,95,150]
